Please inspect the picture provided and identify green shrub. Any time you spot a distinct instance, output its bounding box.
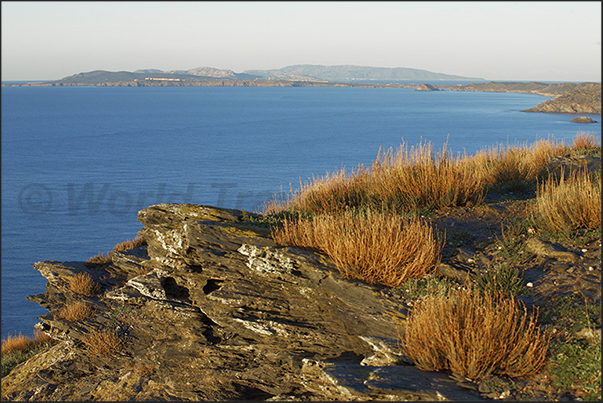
[475,264,526,297]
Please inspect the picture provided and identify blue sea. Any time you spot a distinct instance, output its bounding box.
[1,85,601,339]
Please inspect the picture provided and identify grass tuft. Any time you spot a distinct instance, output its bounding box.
[86,235,146,267]
[532,168,601,236]
[402,287,549,380]
[69,272,101,296]
[56,301,94,322]
[82,329,123,357]
[572,131,600,150]
[272,208,444,287]
[475,264,526,298]
[263,136,574,218]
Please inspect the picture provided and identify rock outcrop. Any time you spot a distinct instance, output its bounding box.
[2,204,481,401]
[523,83,601,114]
[570,116,598,123]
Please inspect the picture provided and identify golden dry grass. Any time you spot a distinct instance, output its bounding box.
[85,235,145,266]
[367,140,487,212]
[532,168,601,234]
[86,252,111,266]
[1,331,51,355]
[1,333,32,355]
[69,272,101,296]
[264,136,575,217]
[264,167,370,216]
[272,209,444,286]
[572,131,600,149]
[82,329,123,357]
[112,235,145,252]
[472,137,569,185]
[402,287,549,380]
[56,301,94,322]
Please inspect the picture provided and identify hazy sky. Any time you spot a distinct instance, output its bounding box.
[2,1,601,82]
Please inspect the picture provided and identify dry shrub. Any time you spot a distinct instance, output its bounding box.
[272,209,443,287]
[402,287,549,380]
[33,330,51,344]
[86,252,111,266]
[69,272,101,296]
[1,333,33,355]
[532,168,601,234]
[572,131,600,149]
[82,329,123,357]
[57,301,94,322]
[112,235,145,252]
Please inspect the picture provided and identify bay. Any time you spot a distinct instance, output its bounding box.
[1,85,600,339]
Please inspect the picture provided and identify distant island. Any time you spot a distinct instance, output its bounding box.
[2,64,482,88]
[2,64,600,114]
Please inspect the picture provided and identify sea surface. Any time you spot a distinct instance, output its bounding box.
[1,85,600,339]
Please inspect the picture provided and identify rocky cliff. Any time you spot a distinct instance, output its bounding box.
[523,83,601,114]
[2,204,480,401]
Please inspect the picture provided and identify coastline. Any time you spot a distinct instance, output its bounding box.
[4,79,600,115]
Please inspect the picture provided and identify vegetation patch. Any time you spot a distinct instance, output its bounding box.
[475,264,526,298]
[86,235,146,267]
[549,337,601,401]
[272,208,444,287]
[1,331,54,378]
[532,168,601,236]
[402,287,549,381]
[56,301,94,322]
[69,272,101,296]
[392,276,455,300]
[82,329,123,357]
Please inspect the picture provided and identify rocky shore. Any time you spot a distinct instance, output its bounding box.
[2,204,484,400]
[437,81,601,115]
[2,166,601,401]
[522,83,601,114]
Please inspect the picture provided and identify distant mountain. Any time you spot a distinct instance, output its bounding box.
[243,64,482,82]
[133,69,164,74]
[166,67,238,79]
[11,64,483,87]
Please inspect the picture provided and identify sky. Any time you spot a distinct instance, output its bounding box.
[1,1,601,82]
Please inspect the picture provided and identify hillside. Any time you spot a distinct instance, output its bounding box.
[441,81,580,97]
[523,82,601,114]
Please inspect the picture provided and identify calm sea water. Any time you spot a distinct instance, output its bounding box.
[1,86,600,339]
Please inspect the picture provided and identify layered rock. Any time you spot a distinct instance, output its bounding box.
[2,204,480,401]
